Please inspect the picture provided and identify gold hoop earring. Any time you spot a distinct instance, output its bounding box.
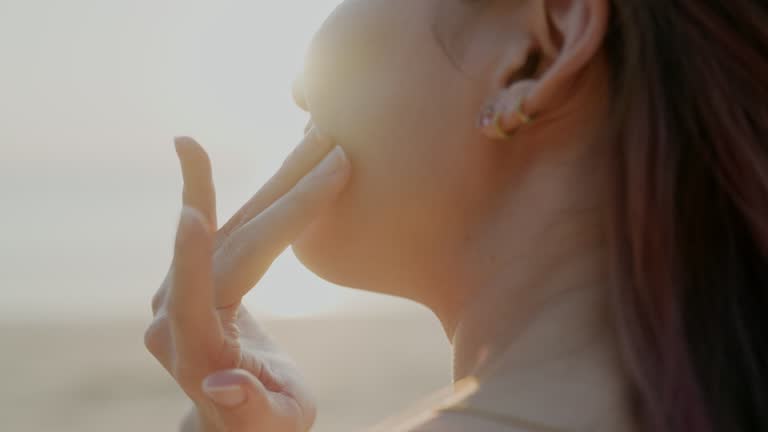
[493,98,534,140]
[515,98,533,125]
[492,109,513,140]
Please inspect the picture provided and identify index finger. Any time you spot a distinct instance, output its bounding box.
[215,127,335,247]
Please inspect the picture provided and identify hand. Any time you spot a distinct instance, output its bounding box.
[144,129,351,432]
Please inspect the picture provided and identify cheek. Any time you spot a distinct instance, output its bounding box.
[305,0,474,202]
[304,0,459,148]
[294,0,486,290]
[291,117,483,293]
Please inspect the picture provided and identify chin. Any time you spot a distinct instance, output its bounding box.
[291,214,361,290]
[291,209,399,296]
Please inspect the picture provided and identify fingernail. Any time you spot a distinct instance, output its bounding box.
[202,381,246,408]
[311,145,348,177]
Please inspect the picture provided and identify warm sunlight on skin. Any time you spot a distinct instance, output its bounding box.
[0,0,394,321]
[207,0,355,319]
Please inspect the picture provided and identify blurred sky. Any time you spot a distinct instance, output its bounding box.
[0,0,423,322]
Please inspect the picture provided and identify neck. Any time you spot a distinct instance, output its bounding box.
[424,139,636,430]
[451,241,610,381]
[446,211,634,430]
[445,140,613,374]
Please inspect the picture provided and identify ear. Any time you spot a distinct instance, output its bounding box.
[478,0,610,139]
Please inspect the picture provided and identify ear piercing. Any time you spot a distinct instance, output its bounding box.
[478,97,534,140]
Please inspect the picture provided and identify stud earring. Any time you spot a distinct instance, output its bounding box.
[478,97,535,140]
[476,104,496,129]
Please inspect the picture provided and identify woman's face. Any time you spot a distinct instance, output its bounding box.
[290,0,591,302]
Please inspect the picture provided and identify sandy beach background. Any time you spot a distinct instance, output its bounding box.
[0,313,452,432]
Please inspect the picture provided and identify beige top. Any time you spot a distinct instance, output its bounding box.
[363,376,576,432]
[435,405,571,432]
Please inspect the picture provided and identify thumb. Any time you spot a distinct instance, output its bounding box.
[202,369,258,409]
[202,369,305,431]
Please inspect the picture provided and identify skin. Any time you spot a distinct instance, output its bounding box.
[146,0,639,430]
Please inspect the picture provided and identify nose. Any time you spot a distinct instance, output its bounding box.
[292,74,309,112]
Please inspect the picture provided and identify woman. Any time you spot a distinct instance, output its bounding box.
[144,0,768,431]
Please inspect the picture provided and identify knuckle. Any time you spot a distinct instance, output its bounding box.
[143,317,166,356]
[152,272,173,316]
[216,338,242,370]
[151,289,165,316]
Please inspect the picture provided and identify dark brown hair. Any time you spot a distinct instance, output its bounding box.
[433,1,767,430]
[604,1,768,430]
